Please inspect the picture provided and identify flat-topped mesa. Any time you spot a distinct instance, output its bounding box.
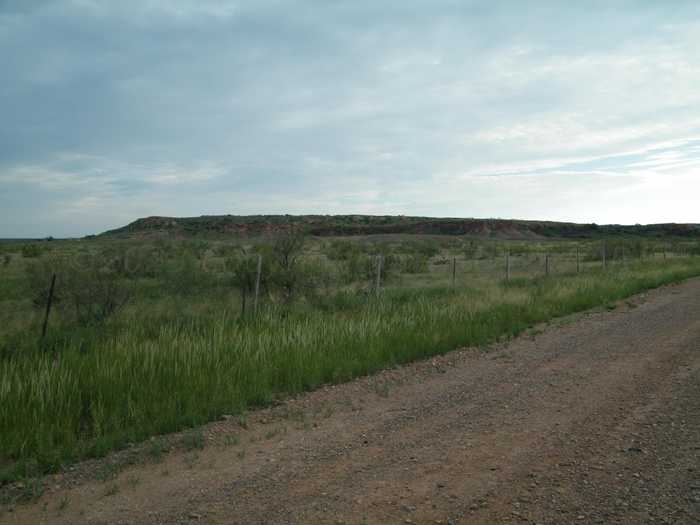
[98,215,700,240]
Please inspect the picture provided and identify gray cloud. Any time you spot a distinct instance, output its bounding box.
[1,1,700,236]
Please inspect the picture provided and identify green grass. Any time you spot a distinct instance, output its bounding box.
[1,253,700,484]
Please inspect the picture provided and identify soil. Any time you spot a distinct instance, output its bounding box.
[2,279,699,524]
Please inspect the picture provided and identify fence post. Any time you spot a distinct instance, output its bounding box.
[545,254,550,276]
[602,241,607,269]
[41,273,57,340]
[576,246,580,274]
[375,255,383,296]
[452,256,456,287]
[253,254,262,313]
[505,252,510,281]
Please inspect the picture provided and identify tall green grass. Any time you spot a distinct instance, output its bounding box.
[2,259,700,481]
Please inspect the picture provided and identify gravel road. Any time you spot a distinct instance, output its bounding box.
[2,279,699,525]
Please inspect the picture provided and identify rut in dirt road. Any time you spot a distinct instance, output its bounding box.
[2,279,700,525]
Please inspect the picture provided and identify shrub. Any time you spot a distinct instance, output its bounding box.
[399,240,440,258]
[182,241,210,269]
[64,254,131,326]
[340,252,399,285]
[225,253,269,313]
[324,240,361,261]
[21,244,42,258]
[214,244,240,258]
[401,253,429,274]
[268,228,307,302]
[272,228,305,272]
[25,254,131,325]
[293,259,337,300]
[25,257,65,308]
[108,246,160,279]
[165,254,203,295]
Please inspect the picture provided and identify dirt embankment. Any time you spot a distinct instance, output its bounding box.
[2,280,700,524]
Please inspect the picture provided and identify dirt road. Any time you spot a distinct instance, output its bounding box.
[2,279,700,524]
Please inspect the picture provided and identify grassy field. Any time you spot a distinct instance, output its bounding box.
[1,234,699,483]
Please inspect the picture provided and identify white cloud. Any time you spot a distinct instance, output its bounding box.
[2,1,700,236]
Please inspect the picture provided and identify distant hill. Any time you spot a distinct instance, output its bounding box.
[97,215,700,240]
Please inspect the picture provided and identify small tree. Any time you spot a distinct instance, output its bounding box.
[21,244,42,258]
[26,253,131,326]
[273,227,305,272]
[401,253,429,274]
[64,267,131,325]
[26,256,65,309]
[269,227,306,302]
[225,253,268,315]
[325,239,361,261]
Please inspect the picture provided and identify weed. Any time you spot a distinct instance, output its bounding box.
[223,435,240,447]
[15,478,44,503]
[283,407,306,423]
[182,431,205,452]
[374,381,390,398]
[103,483,119,498]
[183,452,199,469]
[127,474,140,488]
[95,463,121,482]
[147,438,169,463]
[264,426,287,440]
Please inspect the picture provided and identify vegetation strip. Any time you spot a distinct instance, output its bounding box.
[2,255,700,483]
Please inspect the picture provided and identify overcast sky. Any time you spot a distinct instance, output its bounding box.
[1,0,700,237]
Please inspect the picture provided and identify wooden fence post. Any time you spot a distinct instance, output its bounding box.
[603,241,607,269]
[41,273,57,340]
[576,246,580,274]
[375,255,383,296]
[505,252,511,281]
[253,254,262,313]
[545,254,550,276]
[452,257,456,287]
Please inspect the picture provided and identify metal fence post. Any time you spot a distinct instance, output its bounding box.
[41,273,57,340]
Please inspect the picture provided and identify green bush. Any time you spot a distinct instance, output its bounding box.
[25,257,64,308]
[164,254,204,295]
[324,240,361,261]
[25,254,132,326]
[21,244,42,258]
[401,253,429,273]
[397,240,439,258]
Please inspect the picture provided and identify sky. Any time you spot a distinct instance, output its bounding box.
[1,0,700,237]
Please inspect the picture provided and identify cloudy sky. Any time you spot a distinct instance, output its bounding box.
[1,0,700,237]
